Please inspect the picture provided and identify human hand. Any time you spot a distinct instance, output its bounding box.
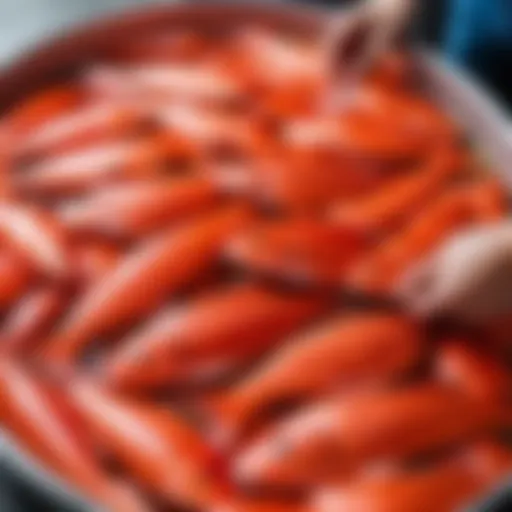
[397,223,512,322]
[323,0,414,85]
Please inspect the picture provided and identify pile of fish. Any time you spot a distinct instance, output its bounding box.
[0,26,510,512]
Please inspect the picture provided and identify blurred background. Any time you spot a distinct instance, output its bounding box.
[0,0,160,66]
[2,0,509,110]
[0,0,446,66]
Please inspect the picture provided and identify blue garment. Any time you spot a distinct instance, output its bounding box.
[444,0,512,106]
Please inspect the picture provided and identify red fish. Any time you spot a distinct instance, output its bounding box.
[69,379,228,509]
[0,204,70,279]
[156,103,264,156]
[0,360,148,512]
[14,136,169,196]
[87,63,245,106]
[336,112,427,161]
[365,89,456,143]
[435,340,512,404]
[253,150,378,213]
[330,146,462,234]
[232,27,322,89]
[227,220,363,286]
[285,94,429,162]
[462,441,512,484]
[43,204,252,363]
[464,178,506,222]
[208,314,422,442]
[346,187,471,295]
[61,177,219,239]
[312,459,480,512]
[313,441,512,512]
[233,384,505,489]
[105,283,329,391]
[17,103,143,157]
[1,85,82,142]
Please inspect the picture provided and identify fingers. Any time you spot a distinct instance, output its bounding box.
[396,257,468,317]
[396,256,437,314]
[321,10,381,112]
[323,0,411,89]
[397,228,512,321]
[350,15,398,81]
[323,7,374,85]
[399,252,479,319]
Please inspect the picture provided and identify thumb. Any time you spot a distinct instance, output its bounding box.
[397,254,470,317]
[395,256,436,303]
[411,255,482,317]
[323,7,374,83]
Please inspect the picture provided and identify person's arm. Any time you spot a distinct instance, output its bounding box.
[324,0,415,82]
[398,222,512,322]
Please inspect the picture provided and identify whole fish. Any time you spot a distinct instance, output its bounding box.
[0,360,148,512]
[105,283,329,391]
[61,177,219,239]
[14,136,169,196]
[330,146,462,234]
[208,314,422,441]
[233,384,506,489]
[69,379,228,509]
[43,204,252,364]
[227,220,363,286]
